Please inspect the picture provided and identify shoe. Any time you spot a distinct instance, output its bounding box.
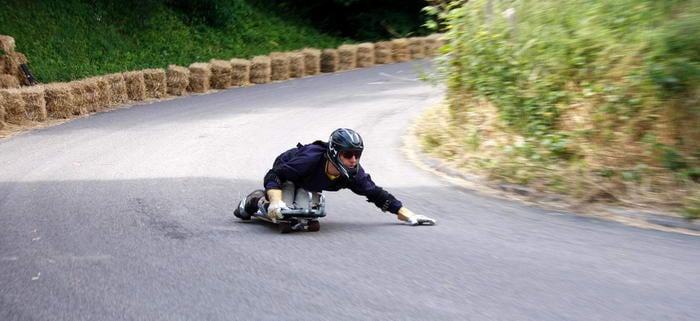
[234,190,265,220]
[233,199,251,220]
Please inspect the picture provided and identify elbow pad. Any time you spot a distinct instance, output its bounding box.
[365,187,397,212]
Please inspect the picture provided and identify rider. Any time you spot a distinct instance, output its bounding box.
[234,128,436,226]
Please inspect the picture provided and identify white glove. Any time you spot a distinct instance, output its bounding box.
[397,207,436,226]
[406,214,436,226]
[267,200,288,223]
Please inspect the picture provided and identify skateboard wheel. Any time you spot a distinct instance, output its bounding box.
[307,220,320,232]
[278,222,293,234]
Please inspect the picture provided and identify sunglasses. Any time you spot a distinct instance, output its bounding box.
[340,150,363,159]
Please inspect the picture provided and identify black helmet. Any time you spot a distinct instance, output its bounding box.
[327,128,364,179]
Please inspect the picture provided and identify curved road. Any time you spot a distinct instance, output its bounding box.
[1,62,698,321]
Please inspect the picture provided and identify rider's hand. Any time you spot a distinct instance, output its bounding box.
[266,189,288,223]
[397,207,436,226]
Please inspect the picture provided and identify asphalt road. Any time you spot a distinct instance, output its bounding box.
[1,62,699,321]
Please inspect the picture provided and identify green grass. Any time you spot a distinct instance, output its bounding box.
[0,0,346,82]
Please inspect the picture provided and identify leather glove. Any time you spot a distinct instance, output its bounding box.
[266,189,288,223]
[397,207,436,226]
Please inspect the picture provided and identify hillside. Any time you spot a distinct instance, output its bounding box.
[0,0,346,83]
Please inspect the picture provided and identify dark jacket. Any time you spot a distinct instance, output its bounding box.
[264,141,403,214]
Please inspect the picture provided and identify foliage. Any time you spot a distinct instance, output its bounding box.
[258,0,431,40]
[0,0,347,82]
[419,0,700,212]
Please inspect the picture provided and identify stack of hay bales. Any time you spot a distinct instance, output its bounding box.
[408,37,426,59]
[301,48,321,76]
[43,83,75,118]
[230,59,250,87]
[167,65,189,96]
[288,52,305,78]
[337,45,357,71]
[391,38,410,62]
[143,69,167,98]
[188,63,211,93]
[250,56,271,84]
[270,52,290,82]
[0,35,31,87]
[123,71,146,101]
[104,73,128,105]
[374,41,394,65]
[356,43,375,68]
[321,49,338,73]
[210,59,232,89]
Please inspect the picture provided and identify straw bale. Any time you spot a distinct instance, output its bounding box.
[337,45,357,71]
[270,52,290,82]
[321,49,338,73]
[374,41,394,64]
[0,98,5,130]
[0,74,20,89]
[2,52,27,78]
[166,65,189,96]
[188,63,211,93]
[288,52,304,78]
[301,48,321,75]
[142,68,167,99]
[250,56,271,84]
[210,59,232,89]
[87,76,112,112]
[67,80,88,115]
[0,89,28,124]
[20,86,47,121]
[123,71,146,101]
[392,38,410,62]
[356,43,375,68]
[408,37,426,59]
[425,33,445,55]
[43,83,75,119]
[0,35,15,52]
[77,78,101,113]
[104,73,128,105]
[230,59,250,86]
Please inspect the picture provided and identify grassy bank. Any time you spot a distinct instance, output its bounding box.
[0,0,345,82]
[419,0,700,218]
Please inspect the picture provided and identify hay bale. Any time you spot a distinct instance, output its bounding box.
[2,52,27,79]
[321,49,339,73]
[288,52,304,78]
[87,76,112,112]
[230,59,250,86]
[0,74,20,89]
[425,33,445,55]
[392,38,410,62]
[0,89,27,124]
[43,83,74,119]
[77,78,101,113]
[210,59,232,89]
[67,80,88,115]
[356,43,375,68]
[0,98,5,130]
[270,52,290,82]
[250,56,271,84]
[143,68,167,99]
[301,48,321,75]
[166,65,189,96]
[374,41,394,64]
[0,35,15,52]
[104,73,128,105]
[188,63,211,93]
[123,71,146,101]
[408,37,426,59]
[20,86,47,121]
[337,45,357,71]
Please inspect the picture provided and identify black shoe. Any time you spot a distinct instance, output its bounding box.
[233,199,251,220]
[244,189,265,214]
